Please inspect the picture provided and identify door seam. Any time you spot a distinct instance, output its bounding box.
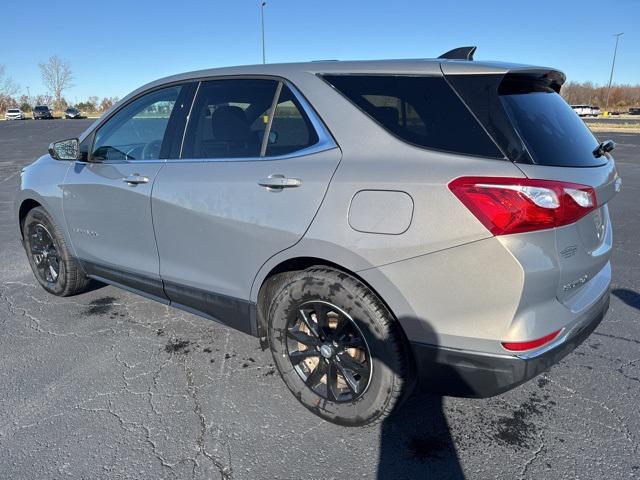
[149,161,170,300]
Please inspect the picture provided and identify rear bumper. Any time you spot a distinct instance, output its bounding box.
[411,292,609,397]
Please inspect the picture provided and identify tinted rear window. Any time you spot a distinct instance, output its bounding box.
[500,90,603,167]
[323,75,503,158]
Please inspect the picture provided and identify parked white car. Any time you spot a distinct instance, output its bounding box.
[4,108,24,120]
[571,105,599,117]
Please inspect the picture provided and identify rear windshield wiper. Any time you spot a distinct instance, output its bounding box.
[593,140,616,158]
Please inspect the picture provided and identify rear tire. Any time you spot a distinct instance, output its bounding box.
[267,267,413,426]
[22,207,91,296]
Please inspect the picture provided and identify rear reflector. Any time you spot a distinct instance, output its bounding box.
[502,330,562,352]
[448,177,597,235]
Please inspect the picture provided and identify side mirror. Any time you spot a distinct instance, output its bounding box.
[48,138,79,161]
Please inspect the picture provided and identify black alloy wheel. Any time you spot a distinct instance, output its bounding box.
[286,300,372,402]
[267,267,414,426]
[22,206,91,296]
[28,223,60,284]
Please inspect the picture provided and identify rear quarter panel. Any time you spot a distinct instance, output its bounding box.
[269,71,529,269]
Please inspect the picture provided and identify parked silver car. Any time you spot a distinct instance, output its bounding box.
[15,47,620,426]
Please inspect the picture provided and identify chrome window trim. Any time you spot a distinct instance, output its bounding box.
[84,75,337,165]
[170,145,340,164]
[77,144,340,166]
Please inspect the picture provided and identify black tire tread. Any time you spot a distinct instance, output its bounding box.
[23,206,91,297]
[268,266,414,426]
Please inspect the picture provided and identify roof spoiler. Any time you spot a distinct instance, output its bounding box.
[438,46,477,61]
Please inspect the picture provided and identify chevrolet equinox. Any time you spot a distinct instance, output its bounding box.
[16,47,620,426]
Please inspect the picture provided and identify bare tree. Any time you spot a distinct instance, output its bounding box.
[561,81,640,110]
[0,64,19,111]
[100,97,114,112]
[0,64,19,97]
[38,56,73,110]
[87,96,99,111]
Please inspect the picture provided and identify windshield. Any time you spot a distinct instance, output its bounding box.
[8,109,19,113]
[35,106,48,111]
[501,91,604,167]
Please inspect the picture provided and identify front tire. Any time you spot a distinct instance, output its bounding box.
[22,207,90,296]
[267,267,413,426]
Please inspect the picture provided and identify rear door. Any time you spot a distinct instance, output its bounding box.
[151,78,340,333]
[63,84,192,300]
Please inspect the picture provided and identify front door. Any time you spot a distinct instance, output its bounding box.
[63,84,190,300]
[151,79,341,332]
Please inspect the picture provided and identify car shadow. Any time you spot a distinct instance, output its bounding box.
[376,316,465,479]
[612,288,640,310]
[83,279,107,293]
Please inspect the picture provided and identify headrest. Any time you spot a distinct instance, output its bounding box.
[211,105,251,142]
[375,106,400,128]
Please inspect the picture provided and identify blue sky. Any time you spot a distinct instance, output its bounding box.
[2,0,639,102]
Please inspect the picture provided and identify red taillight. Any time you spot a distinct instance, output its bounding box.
[448,177,597,235]
[502,330,562,352]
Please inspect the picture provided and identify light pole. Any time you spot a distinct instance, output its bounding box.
[605,32,623,114]
[260,1,267,64]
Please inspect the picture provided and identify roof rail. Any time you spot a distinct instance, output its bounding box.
[438,46,477,61]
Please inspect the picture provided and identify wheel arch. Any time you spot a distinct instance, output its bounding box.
[253,254,415,351]
[18,198,43,233]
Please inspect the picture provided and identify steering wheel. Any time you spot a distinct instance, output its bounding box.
[141,139,163,160]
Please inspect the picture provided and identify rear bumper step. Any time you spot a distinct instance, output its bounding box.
[410,293,609,398]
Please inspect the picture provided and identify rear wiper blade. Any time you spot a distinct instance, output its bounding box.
[593,140,616,158]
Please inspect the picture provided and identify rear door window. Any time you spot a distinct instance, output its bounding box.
[500,89,604,167]
[181,79,278,159]
[264,85,319,157]
[322,75,503,158]
[182,80,320,159]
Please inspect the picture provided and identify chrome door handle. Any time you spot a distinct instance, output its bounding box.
[258,174,302,190]
[123,174,150,185]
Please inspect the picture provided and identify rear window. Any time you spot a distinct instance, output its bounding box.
[322,75,503,158]
[500,88,603,167]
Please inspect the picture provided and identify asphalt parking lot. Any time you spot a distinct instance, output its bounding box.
[0,119,638,479]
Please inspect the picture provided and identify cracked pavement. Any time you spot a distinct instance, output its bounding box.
[0,120,638,479]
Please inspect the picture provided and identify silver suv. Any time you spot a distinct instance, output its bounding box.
[15,47,620,426]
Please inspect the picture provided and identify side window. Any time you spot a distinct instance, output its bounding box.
[91,85,182,161]
[264,85,319,157]
[182,79,278,159]
[323,75,503,158]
